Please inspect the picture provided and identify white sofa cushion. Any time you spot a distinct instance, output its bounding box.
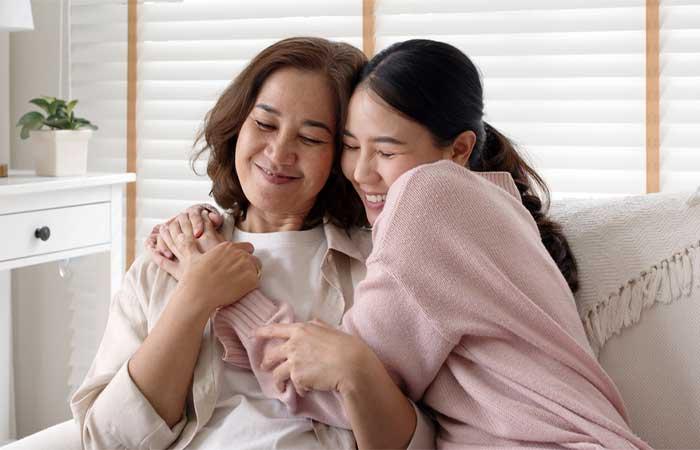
[551,190,700,449]
[1,420,80,450]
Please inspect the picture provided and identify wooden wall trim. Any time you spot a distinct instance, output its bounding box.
[362,0,375,58]
[646,0,660,193]
[126,0,138,267]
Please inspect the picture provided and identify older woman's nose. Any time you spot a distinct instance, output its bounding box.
[266,135,297,166]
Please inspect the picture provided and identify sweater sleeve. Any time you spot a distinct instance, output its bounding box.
[212,259,453,432]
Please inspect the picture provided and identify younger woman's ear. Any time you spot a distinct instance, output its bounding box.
[449,130,477,166]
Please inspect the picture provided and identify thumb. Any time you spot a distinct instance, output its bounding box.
[232,241,255,254]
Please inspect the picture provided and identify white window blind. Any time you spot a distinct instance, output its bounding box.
[136,0,362,254]
[68,0,128,397]
[376,0,648,199]
[660,0,700,192]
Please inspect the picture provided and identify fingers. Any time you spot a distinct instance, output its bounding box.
[167,218,199,258]
[152,250,181,281]
[176,213,194,240]
[155,234,174,260]
[260,343,288,371]
[255,324,295,340]
[209,211,224,229]
[233,241,254,254]
[198,204,224,229]
[272,361,291,393]
[189,209,205,239]
[250,255,262,280]
[201,210,215,235]
[159,225,181,261]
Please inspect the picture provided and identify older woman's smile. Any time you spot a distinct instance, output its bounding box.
[255,162,302,185]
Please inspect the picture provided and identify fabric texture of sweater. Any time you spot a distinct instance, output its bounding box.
[213,160,652,449]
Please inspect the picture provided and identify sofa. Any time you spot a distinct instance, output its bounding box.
[4,188,700,450]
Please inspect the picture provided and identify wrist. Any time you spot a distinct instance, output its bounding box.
[338,348,387,399]
[170,284,213,327]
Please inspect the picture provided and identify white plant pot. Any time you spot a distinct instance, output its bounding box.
[30,129,93,177]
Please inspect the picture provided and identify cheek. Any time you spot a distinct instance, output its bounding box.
[340,150,356,183]
[306,147,334,188]
[380,158,418,189]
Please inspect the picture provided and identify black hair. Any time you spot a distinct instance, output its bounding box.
[359,39,579,293]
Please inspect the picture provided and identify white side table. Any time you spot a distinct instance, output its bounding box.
[0,171,135,442]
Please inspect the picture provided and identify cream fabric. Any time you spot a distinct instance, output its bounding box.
[551,189,700,449]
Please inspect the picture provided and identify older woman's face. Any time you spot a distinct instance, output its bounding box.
[235,68,336,218]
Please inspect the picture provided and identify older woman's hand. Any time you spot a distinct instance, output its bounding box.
[151,209,227,280]
[255,320,386,398]
[145,203,224,261]
[161,217,262,315]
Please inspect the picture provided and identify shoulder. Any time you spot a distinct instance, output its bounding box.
[120,251,178,318]
[372,160,539,254]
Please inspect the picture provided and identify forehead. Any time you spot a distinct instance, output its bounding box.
[346,87,420,137]
[256,67,336,126]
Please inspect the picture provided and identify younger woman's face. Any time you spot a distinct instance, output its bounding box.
[341,87,471,225]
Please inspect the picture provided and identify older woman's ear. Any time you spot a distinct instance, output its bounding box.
[449,130,477,167]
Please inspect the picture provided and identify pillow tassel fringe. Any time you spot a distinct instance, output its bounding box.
[581,241,700,357]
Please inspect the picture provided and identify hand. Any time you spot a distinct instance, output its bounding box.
[162,222,262,316]
[145,203,224,260]
[255,320,382,398]
[152,209,226,280]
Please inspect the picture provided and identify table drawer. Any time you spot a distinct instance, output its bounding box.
[0,202,110,262]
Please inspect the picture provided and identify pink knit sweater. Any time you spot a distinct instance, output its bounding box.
[213,160,651,449]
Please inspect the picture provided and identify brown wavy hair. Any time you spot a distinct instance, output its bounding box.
[192,37,367,230]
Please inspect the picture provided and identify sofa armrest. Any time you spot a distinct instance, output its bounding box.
[1,420,81,450]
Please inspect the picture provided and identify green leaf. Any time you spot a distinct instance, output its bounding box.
[67,100,78,113]
[44,117,71,129]
[16,111,45,127]
[29,98,51,113]
[17,112,45,139]
[74,117,98,131]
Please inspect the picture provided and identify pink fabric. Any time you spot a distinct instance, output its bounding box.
[213,161,652,449]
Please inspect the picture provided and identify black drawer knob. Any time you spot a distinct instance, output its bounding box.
[35,226,51,241]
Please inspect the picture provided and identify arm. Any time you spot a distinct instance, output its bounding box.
[213,261,453,448]
[126,286,210,427]
[73,229,259,450]
[70,257,191,450]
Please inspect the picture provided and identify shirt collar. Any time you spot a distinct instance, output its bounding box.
[322,221,370,263]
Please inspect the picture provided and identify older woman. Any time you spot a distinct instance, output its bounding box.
[70,37,434,450]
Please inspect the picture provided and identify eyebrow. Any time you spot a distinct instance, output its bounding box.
[343,130,406,145]
[255,103,332,135]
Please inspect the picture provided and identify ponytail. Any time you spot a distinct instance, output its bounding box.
[470,123,579,293]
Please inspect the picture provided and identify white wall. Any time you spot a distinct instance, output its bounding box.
[8,0,111,438]
[1,32,9,168]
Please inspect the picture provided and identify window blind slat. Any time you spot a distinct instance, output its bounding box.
[660,2,700,192]
[376,3,647,197]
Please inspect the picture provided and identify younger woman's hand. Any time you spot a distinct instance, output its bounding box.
[255,320,384,398]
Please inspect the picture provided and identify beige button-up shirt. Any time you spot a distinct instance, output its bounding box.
[70,216,435,450]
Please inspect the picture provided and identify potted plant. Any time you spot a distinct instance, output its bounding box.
[16,96,98,176]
